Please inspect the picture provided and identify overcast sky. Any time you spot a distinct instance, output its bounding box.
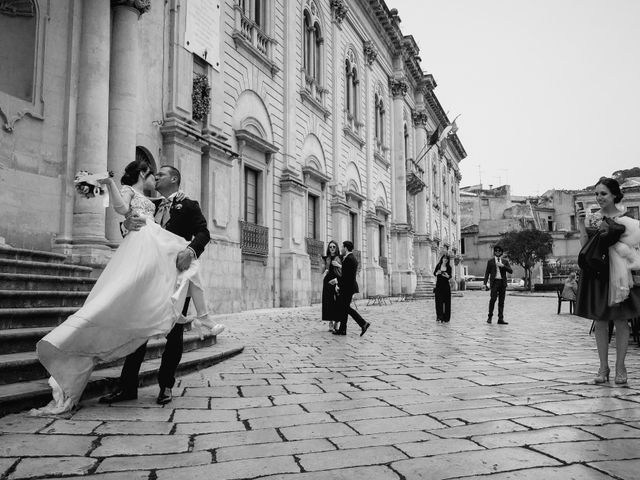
[389,0,640,196]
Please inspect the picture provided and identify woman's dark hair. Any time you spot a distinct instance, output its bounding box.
[121,160,151,186]
[595,177,624,203]
[434,254,452,274]
[325,240,339,257]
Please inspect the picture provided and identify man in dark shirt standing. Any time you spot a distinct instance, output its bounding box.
[483,245,512,325]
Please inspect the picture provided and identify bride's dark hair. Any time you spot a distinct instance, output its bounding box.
[121,160,151,186]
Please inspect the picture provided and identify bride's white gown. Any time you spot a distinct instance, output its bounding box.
[32,189,201,415]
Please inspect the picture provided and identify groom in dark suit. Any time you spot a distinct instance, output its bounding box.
[100,165,210,405]
[333,241,370,336]
[483,245,512,325]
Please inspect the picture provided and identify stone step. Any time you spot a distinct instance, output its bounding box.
[0,307,80,330]
[0,273,95,292]
[0,247,68,264]
[0,290,88,309]
[0,340,244,416]
[0,327,51,353]
[0,328,221,385]
[0,258,93,277]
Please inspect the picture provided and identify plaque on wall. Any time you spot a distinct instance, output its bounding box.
[185,0,221,70]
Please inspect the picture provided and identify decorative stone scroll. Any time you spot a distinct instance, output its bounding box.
[111,0,150,15]
[330,0,348,24]
[363,40,378,66]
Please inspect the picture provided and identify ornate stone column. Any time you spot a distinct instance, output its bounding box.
[390,79,407,224]
[412,110,433,282]
[54,0,112,266]
[105,0,151,244]
[389,79,415,294]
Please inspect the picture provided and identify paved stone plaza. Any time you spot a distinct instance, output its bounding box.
[1,291,640,479]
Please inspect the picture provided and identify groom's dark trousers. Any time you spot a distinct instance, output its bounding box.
[117,196,210,395]
[119,299,190,393]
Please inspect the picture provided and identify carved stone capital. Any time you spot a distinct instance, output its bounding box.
[111,0,150,16]
[389,79,407,98]
[330,0,348,24]
[412,110,428,126]
[363,40,378,66]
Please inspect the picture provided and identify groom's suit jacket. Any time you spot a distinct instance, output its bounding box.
[338,253,360,297]
[155,197,210,257]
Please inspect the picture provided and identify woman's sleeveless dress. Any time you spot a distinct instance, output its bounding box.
[34,187,198,413]
[321,256,341,321]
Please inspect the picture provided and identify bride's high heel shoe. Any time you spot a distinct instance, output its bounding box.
[191,314,225,340]
[615,366,628,385]
[594,366,610,384]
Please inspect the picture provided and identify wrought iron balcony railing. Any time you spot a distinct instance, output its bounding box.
[305,237,325,268]
[240,221,269,257]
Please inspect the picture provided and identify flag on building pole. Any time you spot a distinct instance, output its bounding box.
[427,126,440,146]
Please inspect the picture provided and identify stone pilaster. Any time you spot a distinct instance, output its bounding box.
[279,168,311,307]
[390,79,407,224]
[390,222,416,295]
[54,0,112,266]
[364,213,385,296]
[413,112,431,279]
[106,0,150,244]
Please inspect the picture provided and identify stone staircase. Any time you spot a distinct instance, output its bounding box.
[414,274,436,299]
[0,246,243,416]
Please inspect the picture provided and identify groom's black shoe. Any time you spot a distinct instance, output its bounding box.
[360,322,370,337]
[156,387,172,405]
[98,389,137,404]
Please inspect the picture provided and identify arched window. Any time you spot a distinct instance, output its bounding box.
[0,0,37,102]
[351,68,358,120]
[303,11,312,76]
[313,22,322,84]
[345,58,358,121]
[374,94,379,139]
[302,2,323,88]
[403,124,409,160]
[374,94,385,143]
[345,59,352,115]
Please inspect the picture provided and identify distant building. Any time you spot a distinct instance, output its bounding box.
[460,178,640,284]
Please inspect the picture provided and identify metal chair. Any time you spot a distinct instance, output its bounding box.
[556,286,574,314]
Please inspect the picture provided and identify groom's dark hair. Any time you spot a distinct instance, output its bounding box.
[160,165,181,186]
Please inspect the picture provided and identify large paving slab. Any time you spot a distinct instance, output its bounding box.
[1,292,639,478]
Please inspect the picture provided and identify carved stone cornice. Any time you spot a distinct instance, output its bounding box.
[389,79,407,98]
[363,40,378,66]
[330,0,348,24]
[111,0,150,15]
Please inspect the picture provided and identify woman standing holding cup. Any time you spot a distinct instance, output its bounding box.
[575,177,640,385]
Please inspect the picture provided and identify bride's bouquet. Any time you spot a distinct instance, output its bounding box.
[74,171,113,199]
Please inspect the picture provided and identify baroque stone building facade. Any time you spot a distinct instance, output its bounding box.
[0,0,466,313]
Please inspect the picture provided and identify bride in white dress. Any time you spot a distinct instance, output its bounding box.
[31,160,215,415]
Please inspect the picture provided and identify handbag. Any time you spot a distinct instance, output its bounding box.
[578,231,608,273]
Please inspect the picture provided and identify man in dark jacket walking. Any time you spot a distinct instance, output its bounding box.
[333,241,370,336]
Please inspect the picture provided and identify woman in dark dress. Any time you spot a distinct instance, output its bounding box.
[576,177,639,385]
[434,254,452,322]
[321,240,342,331]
